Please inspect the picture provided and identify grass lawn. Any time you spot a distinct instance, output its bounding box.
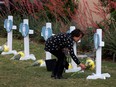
[0,37,116,87]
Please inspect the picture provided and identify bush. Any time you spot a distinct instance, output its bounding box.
[97,0,116,62]
[78,27,94,52]
[103,19,116,62]
[0,0,79,42]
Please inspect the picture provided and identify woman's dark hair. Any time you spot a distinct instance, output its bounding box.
[71,29,84,37]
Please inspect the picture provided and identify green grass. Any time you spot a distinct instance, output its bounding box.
[0,37,116,87]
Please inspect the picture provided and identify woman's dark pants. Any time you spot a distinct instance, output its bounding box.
[50,50,68,78]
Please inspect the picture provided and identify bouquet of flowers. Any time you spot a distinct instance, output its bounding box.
[0,45,9,54]
[85,58,95,70]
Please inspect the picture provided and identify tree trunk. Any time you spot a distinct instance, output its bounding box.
[113,53,116,62]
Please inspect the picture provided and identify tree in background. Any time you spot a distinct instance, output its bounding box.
[0,0,78,31]
[0,0,116,58]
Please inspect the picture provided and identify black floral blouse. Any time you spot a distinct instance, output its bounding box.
[45,33,81,65]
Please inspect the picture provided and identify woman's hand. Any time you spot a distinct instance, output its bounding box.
[79,63,86,70]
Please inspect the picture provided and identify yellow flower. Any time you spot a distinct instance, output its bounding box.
[3,45,9,52]
[18,51,25,57]
[37,59,44,65]
[68,63,72,69]
[85,58,95,70]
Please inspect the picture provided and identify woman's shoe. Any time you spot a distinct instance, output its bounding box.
[54,75,67,79]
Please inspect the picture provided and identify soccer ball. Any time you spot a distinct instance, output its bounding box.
[85,58,95,70]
